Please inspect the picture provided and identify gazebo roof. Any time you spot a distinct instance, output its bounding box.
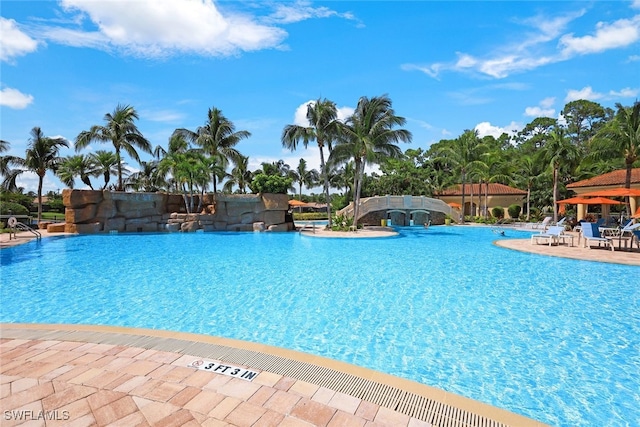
[567,168,640,188]
[438,183,526,196]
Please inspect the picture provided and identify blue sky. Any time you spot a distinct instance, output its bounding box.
[1,0,639,194]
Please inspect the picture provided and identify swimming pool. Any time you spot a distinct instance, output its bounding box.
[1,226,638,426]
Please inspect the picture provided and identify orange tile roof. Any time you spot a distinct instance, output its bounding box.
[567,168,640,188]
[438,183,526,196]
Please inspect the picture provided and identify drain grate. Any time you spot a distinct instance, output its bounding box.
[0,326,535,427]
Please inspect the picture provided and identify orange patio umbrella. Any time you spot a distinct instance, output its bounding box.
[556,197,623,205]
[448,202,462,208]
[580,188,640,197]
[288,199,307,207]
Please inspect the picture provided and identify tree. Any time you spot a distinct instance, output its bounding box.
[282,98,340,227]
[57,155,94,189]
[89,151,120,190]
[75,104,151,191]
[561,100,610,155]
[126,160,163,192]
[175,107,250,193]
[23,127,69,222]
[290,158,319,201]
[223,155,253,194]
[0,140,25,192]
[331,95,411,228]
[591,101,640,214]
[435,129,483,223]
[538,128,579,222]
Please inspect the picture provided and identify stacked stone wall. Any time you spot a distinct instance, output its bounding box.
[63,190,293,234]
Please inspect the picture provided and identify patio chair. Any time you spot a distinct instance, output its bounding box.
[580,222,614,251]
[530,216,552,230]
[531,225,574,246]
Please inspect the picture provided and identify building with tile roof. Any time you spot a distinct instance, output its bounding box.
[438,183,527,219]
[567,168,640,220]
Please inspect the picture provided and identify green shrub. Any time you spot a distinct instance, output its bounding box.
[293,212,328,220]
[491,206,504,219]
[249,173,293,194]
[331,213,358,231]
[0,201,30,216]
[507,204,521,219]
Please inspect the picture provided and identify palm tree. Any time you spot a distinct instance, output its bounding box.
[433,129,482,223]
[0,140,24,191]
[223,155,253,194]
[538,128,579,222]
[175,107,250,193]
[282,98,340,227]
[57,155,95,189]
[89,150,120,190]
[290,158,319,202]
[75,104,151,191]
[126,160,164,192]
[592,101,640,214]
[331,95,412,228]
[23,127,69,223]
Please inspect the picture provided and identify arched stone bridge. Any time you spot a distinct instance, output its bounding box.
[337,195,454,225]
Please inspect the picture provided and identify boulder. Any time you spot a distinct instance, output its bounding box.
[65,204,97,224]
[267,223,290,232]
[262,193,289,211]
[105,217,126,232]
[181,221,199,232]
[264,211,285,226]
[63,189,103,208]
[253,222,265,232]
[47,223,66,233]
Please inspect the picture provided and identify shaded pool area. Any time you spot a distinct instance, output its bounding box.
[1,226,638,426]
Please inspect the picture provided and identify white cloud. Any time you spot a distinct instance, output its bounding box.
[565,86,604,102]
[475,121,520,138]
[524,97,556,117]
[560,15,640,56]
[0,87,34,109]
[37,0,288,58]
[265,0,358,25]
[0,17,39,62]
[141,109,186,123]
[293,100,353,127]
[16,171,63,194]
[608,87,639,98]
[565,85,639,102]
[405,9,640,79]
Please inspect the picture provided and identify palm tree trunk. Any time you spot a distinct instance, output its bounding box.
[526,185,531,221]
[553,166,559,223]
[37,174,44,224]
[319,146,332,227]
[470,181,474,218]
[625,162,632,216]
[116,150,123,191]
[353,160,365,229]
[460,170,466,224]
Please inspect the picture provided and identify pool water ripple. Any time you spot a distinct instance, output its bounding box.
[1,226,639,426]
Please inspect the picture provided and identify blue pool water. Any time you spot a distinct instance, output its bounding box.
[1,226,639,426]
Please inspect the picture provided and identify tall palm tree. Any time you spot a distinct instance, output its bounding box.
[89,150,120,190]
[331,95,412,228]
[538,128,579,222]
[290,158,319,202]
[282,98,340,227]
[223,155,253,194]
[1,140,22,191]
[57,155,95,189]
[75,104,151,191]
[434,129,483,223]
[592,101,640,214]
[23,127,69,222]
[175,107,250,193]
[126,160,164,192]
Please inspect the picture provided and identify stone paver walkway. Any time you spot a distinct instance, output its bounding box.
[1,337,433,427]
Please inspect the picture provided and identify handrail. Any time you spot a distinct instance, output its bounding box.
[298,221,317,234]
[8,217,42,241]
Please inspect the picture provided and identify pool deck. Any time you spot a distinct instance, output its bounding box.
[1,324,545,427]
[2,225,635,426]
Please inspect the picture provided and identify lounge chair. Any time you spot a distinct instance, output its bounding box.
[529,216,552,230]
[531,225,573,246]
[580,222,614,251]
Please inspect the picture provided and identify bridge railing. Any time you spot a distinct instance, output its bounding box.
[337,196,453,220]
